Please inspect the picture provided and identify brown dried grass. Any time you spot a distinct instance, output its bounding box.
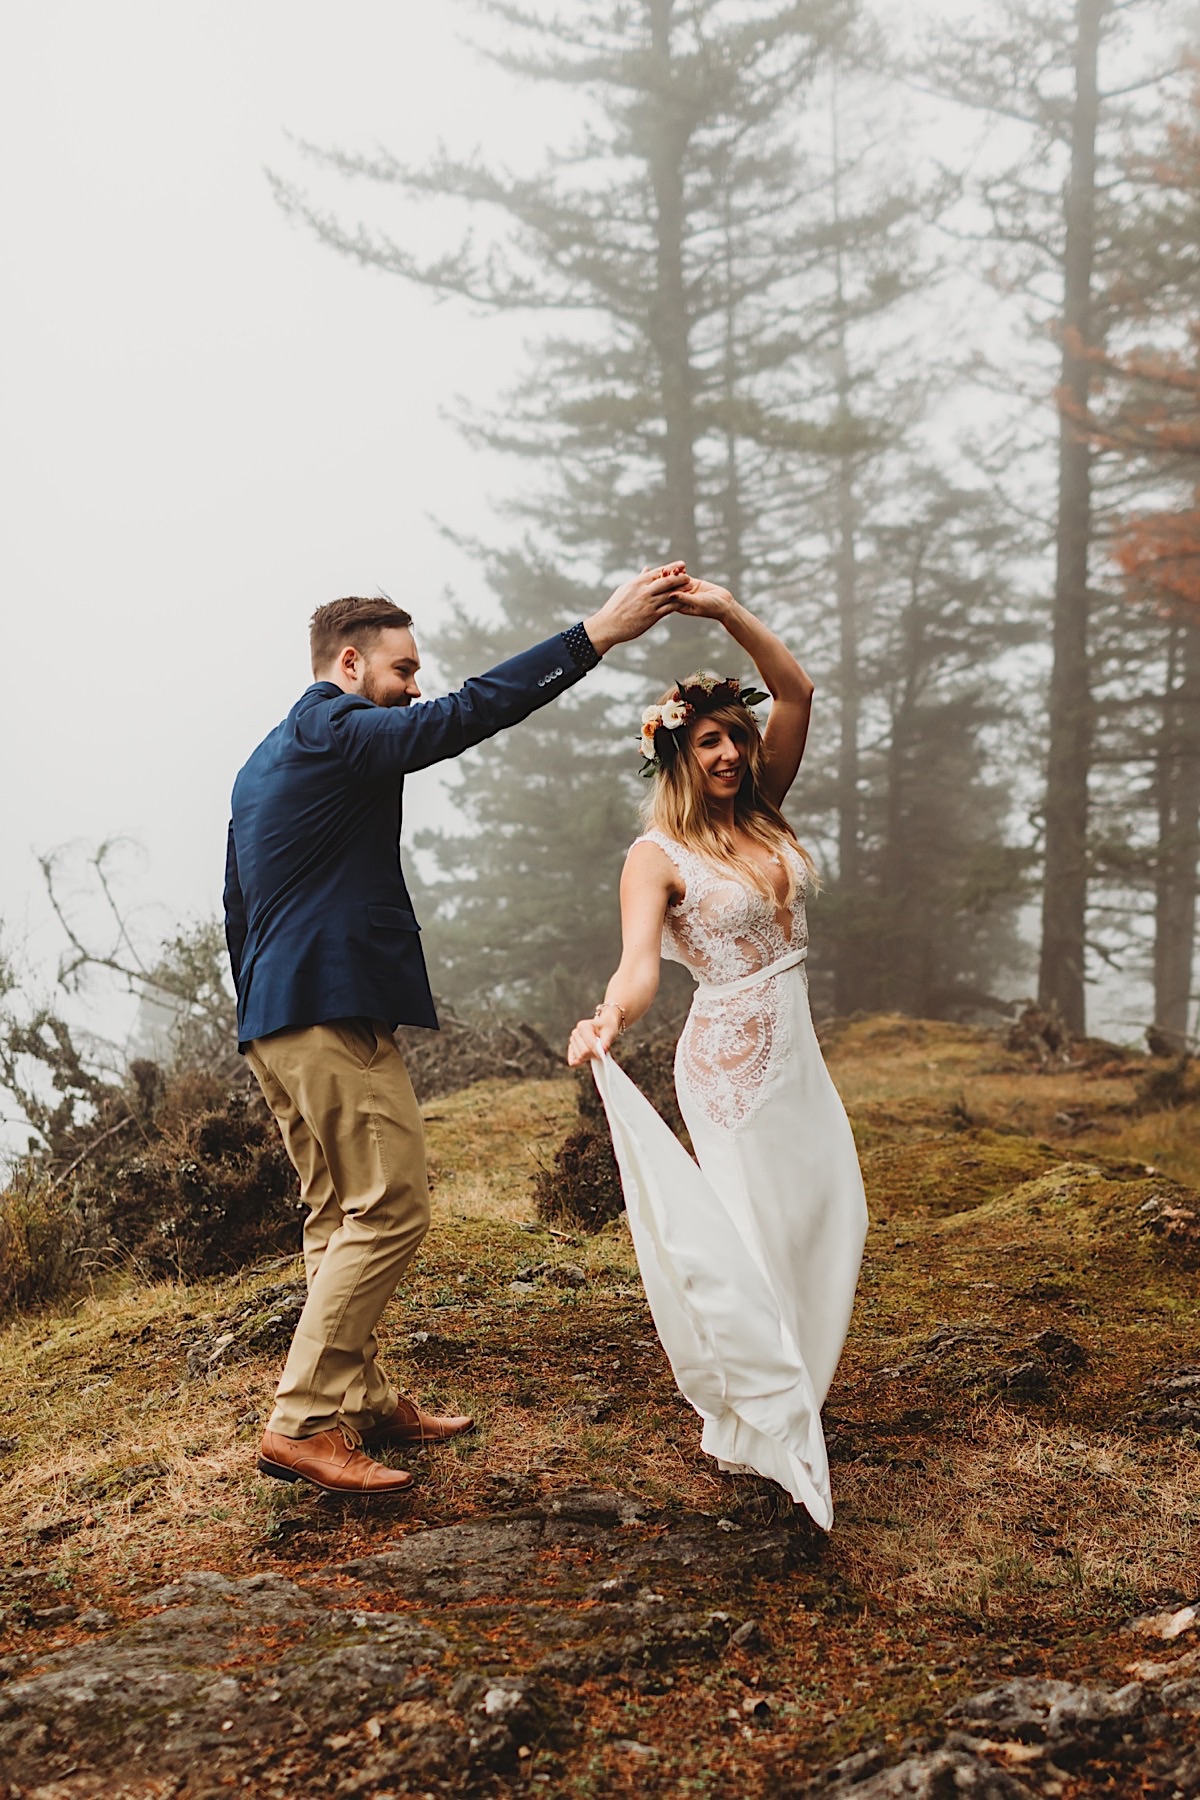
[4,1021,1199,1694]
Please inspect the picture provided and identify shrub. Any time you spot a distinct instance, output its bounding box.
[574,1034,690,1146]
[0,1172,85,1315]
[103,1085,300,1280]
[534,1033,691,1234]
[396,1006,562,1102]
[0,1071,303,1314]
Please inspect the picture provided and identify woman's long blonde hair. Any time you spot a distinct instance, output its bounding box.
[640,693,817,904]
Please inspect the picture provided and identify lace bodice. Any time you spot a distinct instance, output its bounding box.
[635,829,808,983]
[633,829,809,1131]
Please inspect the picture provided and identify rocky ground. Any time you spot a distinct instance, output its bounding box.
[2,1016,1199,1796]
[3,1499,1200,1799]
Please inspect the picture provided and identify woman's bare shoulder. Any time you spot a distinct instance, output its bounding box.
[626,834,677,870]
[625,834,686,894]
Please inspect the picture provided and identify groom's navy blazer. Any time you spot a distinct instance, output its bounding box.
[224,629,593,1050]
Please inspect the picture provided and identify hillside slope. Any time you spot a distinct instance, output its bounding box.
[1,1018,1198,1797]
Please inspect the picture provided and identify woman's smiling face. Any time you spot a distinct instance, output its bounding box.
[688,715,748,805]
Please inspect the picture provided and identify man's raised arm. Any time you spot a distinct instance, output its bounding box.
[327,565,686,782]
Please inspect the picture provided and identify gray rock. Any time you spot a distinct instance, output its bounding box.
[821,1746,887,1786]
[136,1569,314,1613]
[993,1360,1049,1399]
[0,1567,444,1769]
[955,1676,1143,1740]
[483,1682,526,1719]
[1134,1363,1200,1428]
[548,1489,642,1525]
[28,1604,78,1627]
[730,1617,765,1650]
[0,1647,201,1734]
[548,1262,587,1287]
[0,1494,817,1791]
[336,1516,546,1601]
[75,1608,117,1632]
[830,1749,1036,1798]
[183,1280,307,1379]
[269,1627,447,1711]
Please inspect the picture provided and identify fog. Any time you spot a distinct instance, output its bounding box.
[2,3,558,987]
[1,0,1190,1126]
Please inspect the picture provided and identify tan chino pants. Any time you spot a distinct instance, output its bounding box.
[245,1019,430,1439]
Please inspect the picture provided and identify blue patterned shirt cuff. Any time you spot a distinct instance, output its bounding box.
[561,620,601,673]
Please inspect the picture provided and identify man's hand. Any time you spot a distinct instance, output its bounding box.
[583,563,689,655]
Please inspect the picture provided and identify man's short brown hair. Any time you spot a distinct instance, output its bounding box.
[310,596,414,674]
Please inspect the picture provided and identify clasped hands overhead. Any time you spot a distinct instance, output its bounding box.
[581,564,740,654]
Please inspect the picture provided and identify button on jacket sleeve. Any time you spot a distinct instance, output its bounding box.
[323,633,589,782]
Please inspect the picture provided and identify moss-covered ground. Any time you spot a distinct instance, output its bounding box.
[2,1018,1199,1795]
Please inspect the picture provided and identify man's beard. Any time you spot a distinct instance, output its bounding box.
[361,671,411,708]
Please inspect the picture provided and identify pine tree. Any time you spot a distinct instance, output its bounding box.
[271,0,945,1031]
[782,70,936,1012]
[272,0,1051,1034]
[821,470,1038,1017]
[922,0,1172,1033]
[1082,70,1200,1043]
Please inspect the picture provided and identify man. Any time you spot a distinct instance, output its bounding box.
[224,565,687,1496]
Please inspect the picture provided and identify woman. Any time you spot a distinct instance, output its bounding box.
[567,579,867,1528]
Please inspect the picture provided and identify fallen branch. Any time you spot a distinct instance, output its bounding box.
[48,1114,136,1195]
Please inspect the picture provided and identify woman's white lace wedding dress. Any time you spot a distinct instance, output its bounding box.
[592,829,868,1528]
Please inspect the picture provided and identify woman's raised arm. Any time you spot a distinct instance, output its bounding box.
[566,841,677,1065]
[673,580,814,807]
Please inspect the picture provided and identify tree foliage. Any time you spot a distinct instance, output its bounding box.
[1077,70,1200,1042]
[272,0,1042,1032]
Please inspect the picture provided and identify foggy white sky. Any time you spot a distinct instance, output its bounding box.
[2,2,561,994]
[0,0,1185,1081]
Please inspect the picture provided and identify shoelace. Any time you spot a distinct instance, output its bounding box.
[337,1422,364,1453]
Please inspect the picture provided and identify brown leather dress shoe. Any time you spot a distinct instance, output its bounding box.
[257,1424,413,1495]
[360,1397,475,1448]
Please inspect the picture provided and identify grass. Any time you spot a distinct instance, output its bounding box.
[3,1027,1200,1793]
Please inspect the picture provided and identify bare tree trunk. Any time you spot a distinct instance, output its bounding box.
[719,173,746,601]
[882,593,923,1016]
[1153,617,1200,1046]
[829,89,864,1014]
[832,418,864,1012]
[648,0,699,572]
[1037,0,1105,1034]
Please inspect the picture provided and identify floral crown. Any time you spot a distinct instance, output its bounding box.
[638,671,769,777]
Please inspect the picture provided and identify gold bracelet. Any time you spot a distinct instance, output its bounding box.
[593,1001,626,1035]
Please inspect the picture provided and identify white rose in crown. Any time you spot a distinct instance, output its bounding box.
[659,698,689,731]
[640,707,663,758]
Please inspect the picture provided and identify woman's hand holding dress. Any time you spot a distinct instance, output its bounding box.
[567,1011,621,1066]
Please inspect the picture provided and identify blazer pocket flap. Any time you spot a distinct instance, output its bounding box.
[367,904,420,932]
